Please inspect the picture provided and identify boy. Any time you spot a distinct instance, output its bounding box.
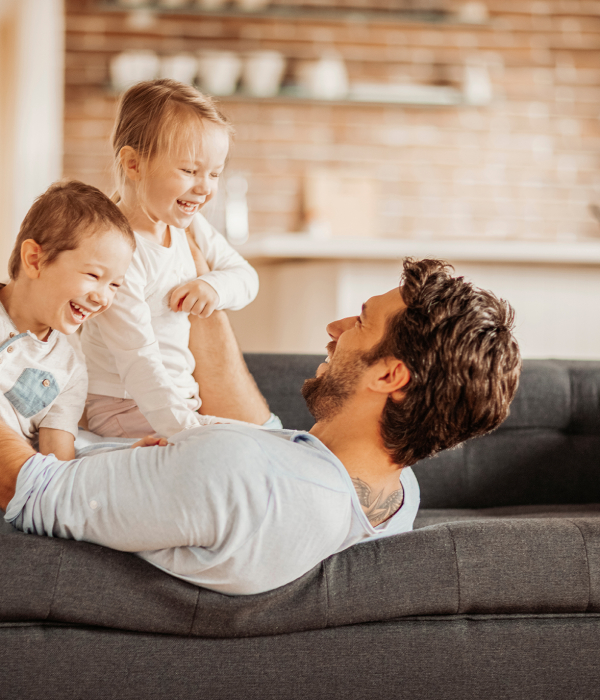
[0,180,136,460]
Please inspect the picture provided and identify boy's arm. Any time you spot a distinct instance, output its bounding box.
[0,419,36,511]
[38,427,75,461]
[37,357,87,457]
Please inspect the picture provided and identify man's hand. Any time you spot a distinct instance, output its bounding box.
[169,279,220,318]
[131,435,169,449]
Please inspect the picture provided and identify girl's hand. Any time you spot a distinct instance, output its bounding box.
[131,435,169,448]
[169,279,219,318]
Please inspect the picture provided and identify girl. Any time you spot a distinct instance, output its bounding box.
[81,79,273,438]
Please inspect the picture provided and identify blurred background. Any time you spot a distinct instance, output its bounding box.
[1,0,600,357]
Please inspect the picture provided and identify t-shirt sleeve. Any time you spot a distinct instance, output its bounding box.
[38,353,88,439]
[190,215,259,311]
[92,252,205,437]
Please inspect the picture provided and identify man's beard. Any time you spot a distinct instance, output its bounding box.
[301,348,370,422]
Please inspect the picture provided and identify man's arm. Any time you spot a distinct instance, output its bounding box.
[3,429,233,551]
[0,420,36,510]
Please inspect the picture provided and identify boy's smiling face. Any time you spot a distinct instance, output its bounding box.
[25,228,133,339]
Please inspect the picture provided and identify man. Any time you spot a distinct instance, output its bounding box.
[0,259,521,595]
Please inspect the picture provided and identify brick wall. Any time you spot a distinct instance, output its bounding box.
[64,0,600,241]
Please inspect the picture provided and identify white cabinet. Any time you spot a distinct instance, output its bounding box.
[228,236,600,359]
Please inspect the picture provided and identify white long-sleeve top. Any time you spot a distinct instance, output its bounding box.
[80,214,259,438]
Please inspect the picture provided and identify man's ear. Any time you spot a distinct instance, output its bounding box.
[20,240,44,280]
[119,146,143,182]
[367,358,410,399]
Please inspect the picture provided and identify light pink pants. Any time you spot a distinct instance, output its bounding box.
[85,394,156,438]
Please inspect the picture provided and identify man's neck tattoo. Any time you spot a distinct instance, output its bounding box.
[351,477,404,527]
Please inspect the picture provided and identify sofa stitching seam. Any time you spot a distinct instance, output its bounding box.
[445,524,461,614]
[323,562,330,628]
[565,518,591,613]
[567,364,574,432]
[46,545,64,621]
[188,589,202,637]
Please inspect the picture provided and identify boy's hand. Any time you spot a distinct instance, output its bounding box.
[131,435,168,449]
[169,279,219,318]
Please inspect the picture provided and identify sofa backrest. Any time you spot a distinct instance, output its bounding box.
[246,355,600,509]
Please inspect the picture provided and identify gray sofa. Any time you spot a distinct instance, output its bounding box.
[2,355,600,699]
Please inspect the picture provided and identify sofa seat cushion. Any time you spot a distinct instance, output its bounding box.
[3,505,600,638]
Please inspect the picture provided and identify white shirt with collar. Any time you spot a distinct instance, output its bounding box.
[0,301,87,444]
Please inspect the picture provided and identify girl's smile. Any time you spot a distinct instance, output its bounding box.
[119,120,230,244]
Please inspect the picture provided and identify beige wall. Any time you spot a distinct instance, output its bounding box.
[0,0,64,281]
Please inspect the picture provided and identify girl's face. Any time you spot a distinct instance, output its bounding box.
[136,121,230,230]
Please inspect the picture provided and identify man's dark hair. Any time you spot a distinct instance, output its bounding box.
[9,180,135,280]
[367,258,521,467]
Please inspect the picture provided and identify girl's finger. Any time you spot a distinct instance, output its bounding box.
[169,286,187,311]
[198,300,215,319]
[182,293,198,313]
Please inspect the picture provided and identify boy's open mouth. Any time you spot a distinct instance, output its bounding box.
[70,302,91,322]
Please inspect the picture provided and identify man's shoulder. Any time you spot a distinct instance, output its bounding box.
[171,425,332,478]
[172,425,294,454]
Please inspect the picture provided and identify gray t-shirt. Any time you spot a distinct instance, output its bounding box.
[5,425,420,595]
[0,302,87,444]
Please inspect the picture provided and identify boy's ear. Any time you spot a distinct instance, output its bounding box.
[119,146,142,182]
[367,357,410,400]
[20,240,44,280]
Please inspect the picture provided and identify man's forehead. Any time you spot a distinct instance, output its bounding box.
[363,288,405,317]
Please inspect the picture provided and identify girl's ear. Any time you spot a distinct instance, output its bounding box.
[119,146,142,182]
[20,239,44,280]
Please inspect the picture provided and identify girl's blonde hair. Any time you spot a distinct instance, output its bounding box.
[111,79,234,200]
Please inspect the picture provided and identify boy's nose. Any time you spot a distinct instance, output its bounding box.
[89,289,108,308]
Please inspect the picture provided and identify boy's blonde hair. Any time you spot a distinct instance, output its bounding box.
[8,180,135,280]
[111,79,234,199]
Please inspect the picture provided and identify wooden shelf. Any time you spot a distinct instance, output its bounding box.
[220,86,465,107]
[234,234,600,266]
[100,83,467,108]
[99,1,487,26]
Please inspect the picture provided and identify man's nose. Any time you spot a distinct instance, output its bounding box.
[326,316,356,340]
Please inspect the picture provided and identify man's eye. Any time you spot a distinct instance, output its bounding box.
[87,273,98,280]
[182,169,194,175]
